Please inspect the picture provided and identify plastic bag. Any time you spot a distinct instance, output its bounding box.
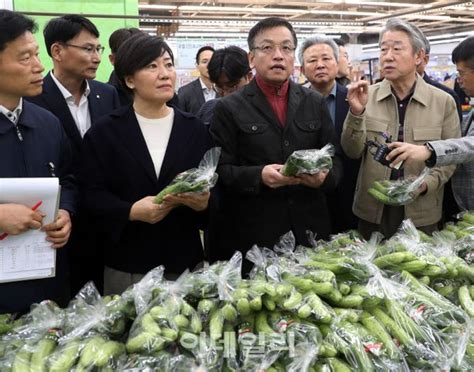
[154,147,221,204]
[281,144,334,176]
[368,167,431,206]
[61,282,135,343]
[0,300,64,371]
[125,271,194,355]
[122,266,165,316]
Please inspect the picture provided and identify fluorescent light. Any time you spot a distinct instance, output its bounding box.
[173,32,247,38]
[180,5,305,15]
[138,4,177,10]
[345,0,420,7]
[430,38,465,45]
[309,10,383,16]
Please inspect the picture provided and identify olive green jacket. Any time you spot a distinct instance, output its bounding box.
[341,75,461,226]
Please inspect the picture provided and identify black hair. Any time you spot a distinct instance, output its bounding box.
[208,46,250,84]
[195,46,214,64]
[109,27,141,54]
[452,36,474,69]
[0,10,37,52]
[247,17,297,50]
[333,38,346,47]
[115,33,174,94]
[43,14,99,57]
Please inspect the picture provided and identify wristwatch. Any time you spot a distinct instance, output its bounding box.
[424,143,437,168]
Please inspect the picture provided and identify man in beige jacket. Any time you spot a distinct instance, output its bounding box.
[341,18,461,239]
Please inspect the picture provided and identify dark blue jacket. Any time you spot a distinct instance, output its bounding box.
[0,100,77,313]
[326,83,360,233]
[79,105,214,275]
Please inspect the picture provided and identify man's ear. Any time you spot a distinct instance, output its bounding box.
[109,54,115,66]
[248,51,255,70]
[50,43,63,62]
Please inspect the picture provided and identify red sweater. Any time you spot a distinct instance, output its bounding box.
[255,75,289,127]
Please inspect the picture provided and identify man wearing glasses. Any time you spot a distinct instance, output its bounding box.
[27,15,119,295]
[210,17,342,268]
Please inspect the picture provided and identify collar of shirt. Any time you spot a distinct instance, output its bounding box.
[256,75,289,99]
[51,71,91,103]
[199,77,216,101]
[0,98,23,125]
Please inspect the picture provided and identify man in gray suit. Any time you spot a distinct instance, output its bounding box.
[387,36,474,211]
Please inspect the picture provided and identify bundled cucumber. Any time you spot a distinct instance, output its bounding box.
[368,167,431,206]
[281,143,334,177]
[154,147,221,204]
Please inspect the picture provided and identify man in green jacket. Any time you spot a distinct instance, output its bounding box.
[341,18,461,239]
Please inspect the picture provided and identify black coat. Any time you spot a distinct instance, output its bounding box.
[26,72,121,293]
[209,79,343,262]
[177,78,206,115]
[0,101,77,313]
[327,83,360,233]
[79,105,214,274]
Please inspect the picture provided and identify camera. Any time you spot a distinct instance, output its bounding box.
[366,133,403,170]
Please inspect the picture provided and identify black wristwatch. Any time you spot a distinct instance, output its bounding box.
[424,143,437,168]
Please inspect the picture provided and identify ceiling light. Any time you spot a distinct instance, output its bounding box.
[179,6,305,15]
[138,4,177,10]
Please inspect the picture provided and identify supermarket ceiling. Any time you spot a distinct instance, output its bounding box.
[138,0,474,41]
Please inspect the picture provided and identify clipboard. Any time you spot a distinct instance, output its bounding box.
[0,178,61,283]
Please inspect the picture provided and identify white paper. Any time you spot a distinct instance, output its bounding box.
[0,178,60,283]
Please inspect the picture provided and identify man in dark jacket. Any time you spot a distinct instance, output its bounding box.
[299,36,358,233]
[27,15,120,294]
[178,46,215,114]
[210,17,343,265]
[0,10,77,313]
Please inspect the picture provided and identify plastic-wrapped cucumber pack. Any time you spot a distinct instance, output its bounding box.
[0,216,473,371]
[154,147,221,204]
[368,167,431,206]
[281,144,334,177]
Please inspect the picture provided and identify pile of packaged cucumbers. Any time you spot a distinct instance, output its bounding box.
[1,212,474,371]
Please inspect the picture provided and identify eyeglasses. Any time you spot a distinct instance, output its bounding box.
[214,80,241,94]
[457,69,474,79]
[64,43,105,55]
[252,43,296,55]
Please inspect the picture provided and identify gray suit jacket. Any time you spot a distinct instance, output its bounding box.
[431,110,473,210]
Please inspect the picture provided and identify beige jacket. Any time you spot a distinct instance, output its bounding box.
[341,76,461,226]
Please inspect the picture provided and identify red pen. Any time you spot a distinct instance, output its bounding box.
[0,201,43,241]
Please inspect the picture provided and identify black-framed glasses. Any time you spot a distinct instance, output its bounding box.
[64,43,105,55]
[252,43,296,55]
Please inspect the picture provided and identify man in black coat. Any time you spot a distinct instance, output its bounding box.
[210,18,343,265]
[299,36,359,233]
[178,46,216,115]
[26,15,120,295]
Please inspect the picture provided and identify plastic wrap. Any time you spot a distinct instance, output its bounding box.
[125,271,193,355]
[154,147,221,204]
[0,300,64,371]
[365,267,471,370]
[122,266,165,316]
[368,167,431,206]
[281,144,334,176]
[61,282,135,344]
